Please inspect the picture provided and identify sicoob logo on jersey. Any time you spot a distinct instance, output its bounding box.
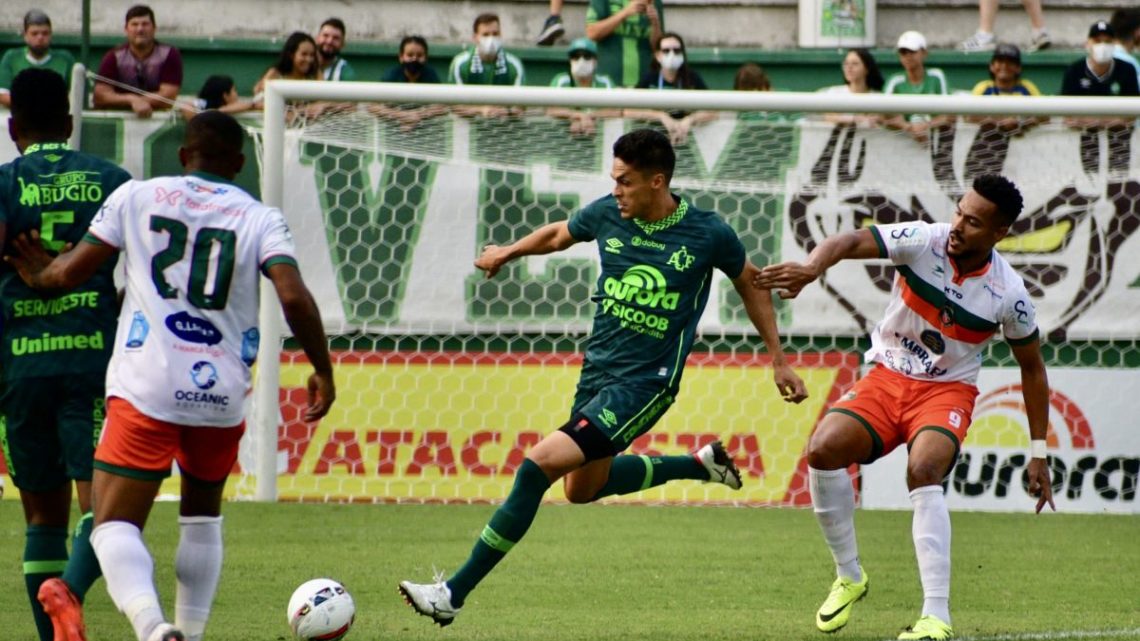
[601,265,679,339]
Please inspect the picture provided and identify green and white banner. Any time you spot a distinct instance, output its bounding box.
[279,115,1140,341]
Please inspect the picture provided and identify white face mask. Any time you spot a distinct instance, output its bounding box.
[659,51,684,71]
[477,36,502,57]
[570,58,596,78]
[1089,42,1116,64]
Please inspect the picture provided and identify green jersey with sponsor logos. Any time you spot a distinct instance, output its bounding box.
[0,142,129,379]
[568,194,746,387]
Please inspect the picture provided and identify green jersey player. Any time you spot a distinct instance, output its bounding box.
[0,67,130,641]
[399,128,809,626]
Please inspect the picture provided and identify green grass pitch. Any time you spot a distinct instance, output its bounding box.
[1,502,1137,640]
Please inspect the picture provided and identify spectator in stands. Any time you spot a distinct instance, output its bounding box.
[551,38,615,88]
[586,0,664,88]
[373,36,447,129]
[254,32,323,123]
[450,13,525,119]
[536,0,566,46]
[316,18,356,82]
[883,31,950,143]
[547,38,620,136]
[254,31,320,95]
[626,32,716,145]
[449,13,525,86]
[179,75,260,120]
[382,36,441,83]
[733,63,771,91]
[969,44,1046,133]
[1061,21,1140,98]
[1061,21,1139,175]
[0,10,75,108]
[1110,8,1140,85]
[93,5,183,118]
[959,0,1050,53]
[973,43,1039,96]
[820,48,884,126]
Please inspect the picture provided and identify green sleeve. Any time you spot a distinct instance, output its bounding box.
[586,0,607,23]
[713,220,746,279]
[0,49,17,90]
[568,197,607,241]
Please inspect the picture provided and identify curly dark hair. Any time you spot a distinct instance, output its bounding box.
[973,173,1024,226]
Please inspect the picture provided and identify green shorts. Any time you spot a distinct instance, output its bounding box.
[0,374,106,491]
[570,361,675,454]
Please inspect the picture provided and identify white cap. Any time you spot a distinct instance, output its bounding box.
[896,30,927,51]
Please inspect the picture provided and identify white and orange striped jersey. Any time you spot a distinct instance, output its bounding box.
[87,173,297,426]
[866,221,1038,384]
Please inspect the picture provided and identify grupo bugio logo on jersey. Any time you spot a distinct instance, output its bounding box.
[165,311,222,345]
[190,361,218,390]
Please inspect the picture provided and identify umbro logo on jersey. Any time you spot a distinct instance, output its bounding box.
[604,238,624,254]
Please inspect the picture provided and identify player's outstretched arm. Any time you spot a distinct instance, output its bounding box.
[752,228,881,299]
[474,220,577,278]
[1011,337,1055,513]
[5,229,115,291]
[733,262,808,404]
[267,262,336,422]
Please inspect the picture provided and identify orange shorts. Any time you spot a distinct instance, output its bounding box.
[94,397,245,483]
[828,364,978,463]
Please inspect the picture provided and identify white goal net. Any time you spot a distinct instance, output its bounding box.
[241,82,1140,514]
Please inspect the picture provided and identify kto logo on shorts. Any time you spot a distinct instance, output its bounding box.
[190,361,218,390]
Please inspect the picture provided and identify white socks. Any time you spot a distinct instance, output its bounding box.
[809,467,862,582]
[175,516,224,641]
[91,521,166,641]
[910,485,951,624]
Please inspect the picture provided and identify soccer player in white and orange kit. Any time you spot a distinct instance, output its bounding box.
[8,111,335,641]
[754,174,1054,641]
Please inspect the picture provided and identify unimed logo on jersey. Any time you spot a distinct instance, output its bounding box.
[950,385,1138,504]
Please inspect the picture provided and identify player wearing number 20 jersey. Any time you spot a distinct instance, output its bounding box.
[86,172,297,427]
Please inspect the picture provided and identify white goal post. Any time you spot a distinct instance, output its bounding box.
[249,80,1140,512]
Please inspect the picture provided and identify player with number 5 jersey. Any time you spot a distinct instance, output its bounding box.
[8,111,335,641]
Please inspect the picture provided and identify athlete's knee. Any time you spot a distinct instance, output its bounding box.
[807,432,848,470]
[906,461,947,488]
[562,478,596,504]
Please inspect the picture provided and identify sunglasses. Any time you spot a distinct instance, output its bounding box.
[659,46,683,54]
[569,52,596,61]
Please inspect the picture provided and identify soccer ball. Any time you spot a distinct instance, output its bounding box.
[287,578,355,641]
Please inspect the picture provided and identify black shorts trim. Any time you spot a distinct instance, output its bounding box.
[558,415,617,462]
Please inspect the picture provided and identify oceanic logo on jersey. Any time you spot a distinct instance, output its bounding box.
[190,361,218,390]
[600,265,678,339]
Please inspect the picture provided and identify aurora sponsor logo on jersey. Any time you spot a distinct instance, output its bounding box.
[601,265,679,338]
[165,311,223,346]
[18,172,106,207]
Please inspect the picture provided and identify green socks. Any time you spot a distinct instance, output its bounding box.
[447,458,550,606]
[589,454,706,500]
[25,525,68,641]
[62,512,101,601]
